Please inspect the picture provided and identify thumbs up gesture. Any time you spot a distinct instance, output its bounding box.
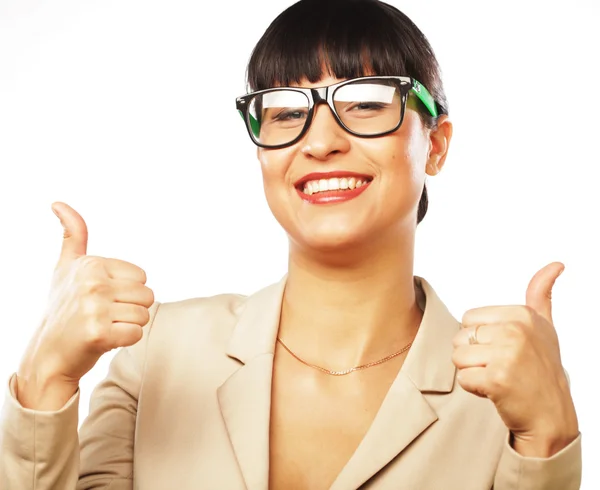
[17,203,154,402]
[452,263,579,457]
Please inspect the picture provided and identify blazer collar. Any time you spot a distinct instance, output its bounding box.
[225,275,458,393]
[330,277,460,489]
[217,277,286,490]
[401,276,459,393]
[225,275,287,363]
[219,275,460,490]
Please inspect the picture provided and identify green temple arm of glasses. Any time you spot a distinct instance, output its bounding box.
[238,110,261,137]
[411,80,438,118]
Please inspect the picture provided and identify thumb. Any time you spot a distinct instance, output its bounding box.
[52,202,88,263]
[525,261,565,325]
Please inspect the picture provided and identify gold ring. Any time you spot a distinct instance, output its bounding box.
[468,325,480,345]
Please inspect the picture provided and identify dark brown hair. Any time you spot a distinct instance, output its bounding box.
[246,0,448,224]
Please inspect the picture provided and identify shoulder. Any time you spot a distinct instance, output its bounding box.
[156,292,248,320]
[148,292,249,342]
[127,292,251,383]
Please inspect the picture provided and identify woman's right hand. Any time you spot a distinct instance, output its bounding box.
[15,202,154,410]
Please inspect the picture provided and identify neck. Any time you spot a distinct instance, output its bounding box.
[279,229,423,371]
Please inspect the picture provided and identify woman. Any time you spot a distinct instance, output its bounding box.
[0,0,581,488]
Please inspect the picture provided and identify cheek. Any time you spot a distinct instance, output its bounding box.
[257,147,296,221]
[362,128,428,185]
[258,147,292,188]
[390,118,429,184]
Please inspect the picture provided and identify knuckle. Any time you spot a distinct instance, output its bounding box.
[504,321,526,341]
[489,368,510,391]
[505,348,522,366]
[74,256,108,281]
[138,267,148,284]
[137,306,150,326]
[145,287,155,307]
[451,346,465,366]
[81,278,112,297]
[451,349,459,365]
[79,294,109,318]
[83,322,108,348]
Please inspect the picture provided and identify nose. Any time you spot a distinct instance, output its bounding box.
[300,103,350,160]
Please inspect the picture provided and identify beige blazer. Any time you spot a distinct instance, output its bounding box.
[0,276,581,489]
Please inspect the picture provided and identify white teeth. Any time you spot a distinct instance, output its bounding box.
[302,176,369,195]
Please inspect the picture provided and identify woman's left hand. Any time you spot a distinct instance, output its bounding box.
[452,262,579,457]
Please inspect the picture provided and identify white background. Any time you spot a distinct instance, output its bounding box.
[1,0,598,487]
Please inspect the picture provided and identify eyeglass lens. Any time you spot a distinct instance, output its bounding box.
[247,79,403,147]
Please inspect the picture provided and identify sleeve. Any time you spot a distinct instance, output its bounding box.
[493,432,582,490]
[0,302,161,490]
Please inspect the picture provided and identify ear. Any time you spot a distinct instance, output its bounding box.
[425,115,453,176]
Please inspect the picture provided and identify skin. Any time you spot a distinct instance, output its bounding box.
[266,74,451,489]
[14,74,578,489]
[17,202,154,411]
[261,75,449,367]
[261,75,578,489]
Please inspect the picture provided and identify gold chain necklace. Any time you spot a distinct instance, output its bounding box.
[276,337,414,376]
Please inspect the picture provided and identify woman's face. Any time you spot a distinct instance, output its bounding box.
[257,75,451,253]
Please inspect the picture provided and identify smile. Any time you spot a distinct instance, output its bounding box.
[295,172,373,205]
[302,176,371,195]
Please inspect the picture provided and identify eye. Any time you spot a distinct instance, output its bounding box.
[274,109,308,121]
[349,102,386,111]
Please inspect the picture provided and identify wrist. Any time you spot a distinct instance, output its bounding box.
[16,365,79,411]
[511,430,579,457]
[511,411,579,458]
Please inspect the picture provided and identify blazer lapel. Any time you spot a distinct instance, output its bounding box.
[216,276,461,490]
[217,277,287,490]
[330,371,438,490]
[330,277,461,490]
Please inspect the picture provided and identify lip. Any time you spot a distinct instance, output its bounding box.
[294,171,374,189]
[296,179,372,205]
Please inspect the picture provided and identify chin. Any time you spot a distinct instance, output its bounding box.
[289,224,375,256]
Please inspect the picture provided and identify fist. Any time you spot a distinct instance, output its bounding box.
[19,202,154,383]
[452,263,579,455]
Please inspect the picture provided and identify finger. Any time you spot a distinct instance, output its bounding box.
[453,323,505,347]
[462,305,531,328]
[108,322,144,349]
[456,367,488,398]
[52,202,88,264]
[112,280,155,307]
[104,258,147,284]
[110,303,150,326]
[452,344,493,369]
[525,262,564,325]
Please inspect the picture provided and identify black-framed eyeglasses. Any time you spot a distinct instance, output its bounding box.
[235,75,438,149]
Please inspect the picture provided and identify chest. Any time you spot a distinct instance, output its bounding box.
[268,351,405,490]
[133,345,507,490]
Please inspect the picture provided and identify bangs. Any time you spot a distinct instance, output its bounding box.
[247,0,436,93]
